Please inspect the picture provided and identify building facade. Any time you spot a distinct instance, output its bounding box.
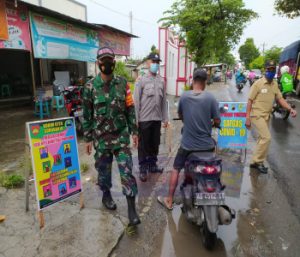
[20,0,87,21]
[159,27,196,96]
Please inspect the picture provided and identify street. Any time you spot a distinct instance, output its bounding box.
[112,81,300,257]
[0,82,300,257]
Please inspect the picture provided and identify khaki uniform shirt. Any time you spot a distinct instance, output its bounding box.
[134,73,168,123]
[248,77,283,118]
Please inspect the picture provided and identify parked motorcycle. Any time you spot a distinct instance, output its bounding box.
[62,86,84,135]
[272,92,296,120]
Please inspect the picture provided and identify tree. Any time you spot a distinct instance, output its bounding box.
[114,61,131,81]
[219,52,236,67]
[275,0,300,19]
[264,46,282,63]
[238,38,260,69]
[249,56,265,70]
[160,0,258,65]
[151,45,159,54]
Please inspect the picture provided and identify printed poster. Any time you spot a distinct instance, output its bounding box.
[30,12,99,62]
[0,1,31,51]
[218,102,248,149]
[99,29,131,56]
[27,118,82,210]
[0,0,8,40]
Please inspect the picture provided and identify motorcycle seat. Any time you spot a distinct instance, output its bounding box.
[187,152,222,166]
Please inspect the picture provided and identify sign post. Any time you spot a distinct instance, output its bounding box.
[217,102,248,161]
[26,117,83,228]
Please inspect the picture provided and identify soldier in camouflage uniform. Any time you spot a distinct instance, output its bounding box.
[83,47,140,226]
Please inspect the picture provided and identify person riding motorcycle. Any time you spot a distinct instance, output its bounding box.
[235,68,246,86]
[248,70,256,86]
[279,65,294,96]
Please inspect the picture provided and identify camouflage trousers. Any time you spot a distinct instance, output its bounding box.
[95,147,138,197]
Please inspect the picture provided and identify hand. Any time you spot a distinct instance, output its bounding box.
[162,122,169,128]
[290,108,297,118]
[86,142,93,155]
[132,135,138,148]
[245,118,251,130]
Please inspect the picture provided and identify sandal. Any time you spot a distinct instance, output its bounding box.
[157,196,173,211]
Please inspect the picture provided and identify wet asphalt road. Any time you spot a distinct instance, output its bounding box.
[227,78,300,221]
[112,82,300,257]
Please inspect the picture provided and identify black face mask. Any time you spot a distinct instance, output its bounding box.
[99,61,115,75]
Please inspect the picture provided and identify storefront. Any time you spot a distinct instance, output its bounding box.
[0,1,34,102]
[1,0,137,107]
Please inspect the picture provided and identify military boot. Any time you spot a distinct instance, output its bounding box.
[102,190,117,210]
[126,196,141,226]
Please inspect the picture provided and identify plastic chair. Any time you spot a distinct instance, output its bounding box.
[52,95,65,111]
[1,84,12,97]
[34,98,51,119]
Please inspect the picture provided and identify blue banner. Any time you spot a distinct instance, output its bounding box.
[217,102,248,149]
[30,12,98,62]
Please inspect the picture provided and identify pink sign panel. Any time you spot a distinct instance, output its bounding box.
[99,29,131,56]
[0,2,31,51]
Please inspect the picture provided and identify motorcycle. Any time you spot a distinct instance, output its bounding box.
[236,80,245,93]
[248,78,255,87]
[174,119,235,250]
[272,92,296,120]
[62,86,84,135]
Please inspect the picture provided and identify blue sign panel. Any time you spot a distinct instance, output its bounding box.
[218,102,248,149]
[30,12,98,62]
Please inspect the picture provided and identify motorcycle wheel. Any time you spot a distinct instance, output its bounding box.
[202,221,217,250]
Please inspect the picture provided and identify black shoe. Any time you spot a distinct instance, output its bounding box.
[126,196,141,226]
[250,163,268,174]
[102,191,117,210]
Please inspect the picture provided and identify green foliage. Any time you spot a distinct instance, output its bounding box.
[80,163,89,173]
[249,56,265,70]
[183,84,192,91]
[151,45,159,54]
[219,51,236,67]
[0,173,25,189]
[238,38,260,69]
[160,0,258,65]
[114,61,131,81]
[275,0,300,18]
[264,46,282,64]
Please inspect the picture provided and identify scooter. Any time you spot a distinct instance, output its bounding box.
[248,78,255,87]
[236,81,245,93]
[272,92,296,120]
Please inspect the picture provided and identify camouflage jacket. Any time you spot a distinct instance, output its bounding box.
[83,74,138,153]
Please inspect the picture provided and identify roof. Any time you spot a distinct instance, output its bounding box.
[279,40,300,63]
[15,0,138,38]
[201,63,225,68]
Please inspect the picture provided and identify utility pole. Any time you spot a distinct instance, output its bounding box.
[262,42,266,56]
[129,11,133,58]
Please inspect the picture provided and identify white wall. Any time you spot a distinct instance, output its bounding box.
[159,27,196,96]
[21,0,87,21]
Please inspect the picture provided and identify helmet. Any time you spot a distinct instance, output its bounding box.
[280,65,290,74]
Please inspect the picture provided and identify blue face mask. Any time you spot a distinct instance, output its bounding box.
[150,63,159,74]
[265,71,276,80]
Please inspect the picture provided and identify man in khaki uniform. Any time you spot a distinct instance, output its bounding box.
[246,60,297,173]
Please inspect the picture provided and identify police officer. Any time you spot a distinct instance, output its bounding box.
[246,60,297,173]
[134,53,168,182]
[83,47,140,226]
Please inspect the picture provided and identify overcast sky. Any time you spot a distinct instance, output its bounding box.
[77,0,300,59]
